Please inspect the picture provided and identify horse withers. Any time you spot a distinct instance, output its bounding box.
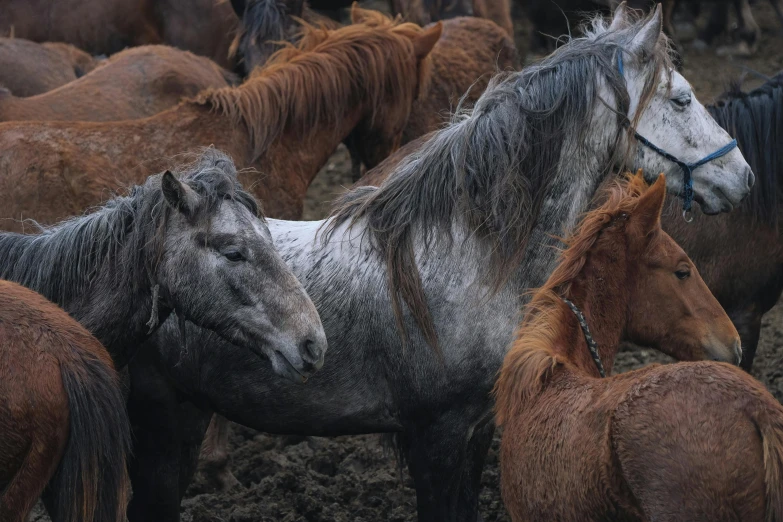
[497,173,782,521]
[0,280,130,522]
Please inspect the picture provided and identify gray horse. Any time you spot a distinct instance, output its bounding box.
[135,6,752,522]
[0,148,326,376]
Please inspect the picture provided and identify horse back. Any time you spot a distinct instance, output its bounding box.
[611,361,774,521]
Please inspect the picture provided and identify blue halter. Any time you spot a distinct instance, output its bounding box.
[616,52,737,217]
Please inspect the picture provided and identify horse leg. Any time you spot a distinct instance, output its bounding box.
[727,306,762,372]
[699,0,729,44]
[770,0,783,30]
[195,414,239,492]
[402,412,473,521]
[457,421,495,522]
[0,434,63,522]
[728,0,760,55]
[126,353,183,522]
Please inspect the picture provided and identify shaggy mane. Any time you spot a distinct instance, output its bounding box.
[195,13,432,159]
[493,172,651,425]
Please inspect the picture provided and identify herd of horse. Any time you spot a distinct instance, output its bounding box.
[1,0,783,521]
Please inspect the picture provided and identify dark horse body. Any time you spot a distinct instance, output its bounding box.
[126,8,752,522]
[0,280,130,522]
[664,71,783,371]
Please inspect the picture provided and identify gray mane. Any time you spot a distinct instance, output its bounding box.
[0,149,259,309]
[325,13,672,350]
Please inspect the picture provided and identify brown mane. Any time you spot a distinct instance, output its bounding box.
[494,171,651,426]
[193,14,432,158]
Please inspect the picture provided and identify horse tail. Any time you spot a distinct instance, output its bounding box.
[47,349,131,522]
[752,407,783,522]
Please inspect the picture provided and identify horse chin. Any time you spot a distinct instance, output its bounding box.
[694,192,734,215]
[268,350,308,384]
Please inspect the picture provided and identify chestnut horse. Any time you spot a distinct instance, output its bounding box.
[0,38,98,97]
[346,7,517,178]
[0,45,237,123]
[495,174,783,522]
[0,18,440,230]
[0,280,130,522]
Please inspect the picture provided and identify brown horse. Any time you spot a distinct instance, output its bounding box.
[0,38,98,97]
[0,17,440,230]
[0,280,130,522]
[390,0,513,37]
[0,0,161,55]
[495,174,783,522]
[0,45,237,123]
[345,7,516,178]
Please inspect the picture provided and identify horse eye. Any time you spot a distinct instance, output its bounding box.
[223,250,245,262]
[671,95,691,108]
[675,269,691,280]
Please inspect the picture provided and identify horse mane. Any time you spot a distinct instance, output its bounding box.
[708,71,783,229]
[196,14,432,159]
[0,149,258,308]
[229,0,291,63]
[493,172,651,426]
[324,11,672,352]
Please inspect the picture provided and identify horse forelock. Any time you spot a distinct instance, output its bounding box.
[494,172,652,424]
[323,13,669,352]
[197,17,426,159]
[0,149,257,308]
[709,74,783,229]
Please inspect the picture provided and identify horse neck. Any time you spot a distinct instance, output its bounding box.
[555,261,629,377]
[0,232,167,368]
[511,133,619,294]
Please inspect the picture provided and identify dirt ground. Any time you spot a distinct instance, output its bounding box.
[26,2,783,521]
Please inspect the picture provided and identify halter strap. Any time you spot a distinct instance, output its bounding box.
[561,297,606,378]
[616,52,738,216]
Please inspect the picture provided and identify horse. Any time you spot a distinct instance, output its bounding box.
[0,148,326,379]
[346,7,517,180]
[229,0,340,75]
[495,173,782,522]
[662,71,783,371]
[0,18,440,230]
[0,38,98,97]
[390,0,513,38]
[131,6,752,521]
[0,280,131,522]
[0,45,237,123]
[0,0,162,55]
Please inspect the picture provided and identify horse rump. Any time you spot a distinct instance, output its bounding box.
[44,350,131,522]
[753,407,783,521]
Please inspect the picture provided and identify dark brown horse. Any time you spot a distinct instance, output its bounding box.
[0,280,130,522]
[0,38,98,97]
[495,173,783,522]
[0,17,440,230]
[0,45,237,123]
[0,0,162,55]
[664,71,783,371]
[391,0,513,37]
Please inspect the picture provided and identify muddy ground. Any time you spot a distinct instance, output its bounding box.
[28,2,783,521]
[174,6,783,520]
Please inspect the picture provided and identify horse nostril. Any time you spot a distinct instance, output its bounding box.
[746,167,755,191]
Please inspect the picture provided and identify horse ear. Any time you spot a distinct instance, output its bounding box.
[628,3,662,62]
[413,22,442,60]
[230,0,247,16]
[609,1,630,31]
[162,171,198,217]
[632,173,666,235]
[350,2,370,23]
